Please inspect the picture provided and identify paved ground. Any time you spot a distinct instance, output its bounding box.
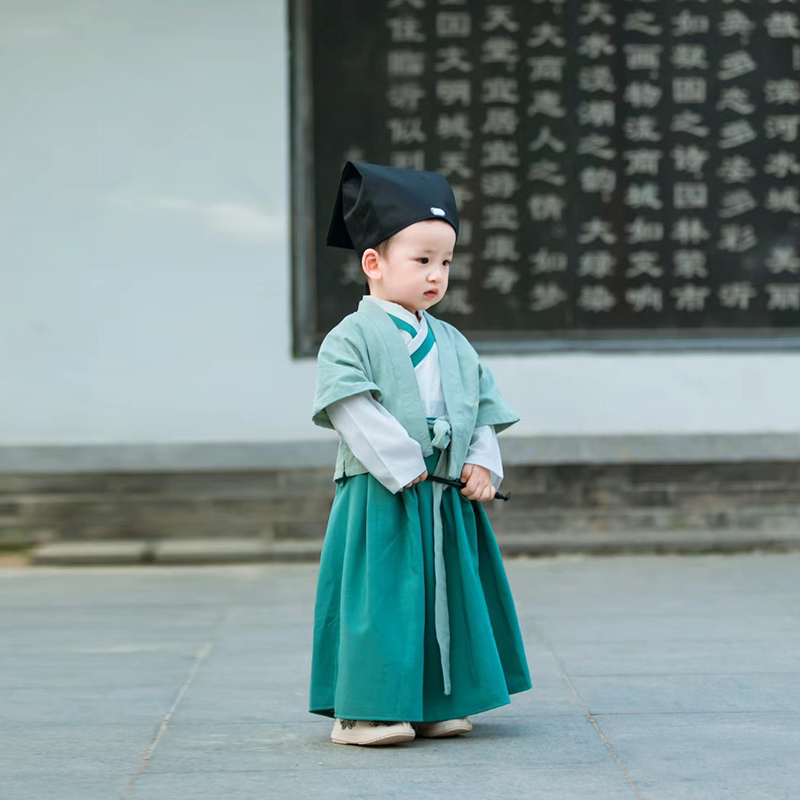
[1,552,799,800]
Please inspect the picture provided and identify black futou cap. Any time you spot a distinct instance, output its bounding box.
[325,161,459,254]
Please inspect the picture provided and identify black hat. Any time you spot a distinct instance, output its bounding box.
[326,161,459,254]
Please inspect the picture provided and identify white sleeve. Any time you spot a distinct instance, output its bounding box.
[326,391,427,494]
[465,425,504,490]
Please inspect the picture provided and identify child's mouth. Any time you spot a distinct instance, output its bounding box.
[424,290,438,298]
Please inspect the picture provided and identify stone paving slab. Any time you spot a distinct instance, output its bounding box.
[0,553,798,799]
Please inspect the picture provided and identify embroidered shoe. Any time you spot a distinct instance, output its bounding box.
[411,717,473,738]
[331,718,416,746]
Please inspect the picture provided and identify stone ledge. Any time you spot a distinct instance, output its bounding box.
[5,432,800,475]
[25,528,800,566]
[28,538,325,566]
[31,541,150,565]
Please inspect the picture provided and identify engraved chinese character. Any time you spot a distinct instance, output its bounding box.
[674,183,708,209]
[578,134,616,160]
[624,44,663,72]
[528,56,567,82]
[766,245,800,274]
[718,51,757,80]
[482,6,519,32]
[483,171,518,198]
[625,116,662,142]
[437,113,472,139]
[578,285,616,312]
[719,120,757,149]
[719,189,758,217]
[531,282,569,311]
[579,218,617,244]
[765,115,800,141]
[388,83,426,111]
[672,284,711,312]
[529,126,567,152]
[717,155,756,183]
[483,203,519,229]
[388,50,425,77]
[765,284,800,310]
[766,187,800,213]
[719,282,757,310]
[578,251,617,278]
[672,217,711,245]
[672,11,710,37]
[387,117,426,144]
[483,265,520,294]
[580,65,615,93]
[436,79,471,106]
[579,32,616,58]
[626,182,663,209]
[673,77,707,104]
[527,160,567,185]
[673,250,708,279]
[481,37,519,70]
[387,16,426,43]
[579,1,615,25]
[625,149,663,176]
[390,150,426,170]
[528,193,565,219]
[765,79,800,104]
[482,107,519,135]
[626,251,663,278]
[531,248,569,273]
[624,82,662,108]
[625,11,662,36]
[717,223,757,252]
[672,111,710,137]
[440,151,472,178]
[437,12,471,37]
[436,285,474,314]
[765,12,800,39]
[527,23,566,48]
[528,90,567,118]
[580,166,617,199]
[579,100,615,127]
[436,45,472,72]
[765,151,800,178]
[482,234,519,261]
[719,10,756,41]
[672,145,709,176]
[717,87,755,114]
[482,140,519,167]
[481,77,519,103]
[626,217,664,243]
[626,285,663,312]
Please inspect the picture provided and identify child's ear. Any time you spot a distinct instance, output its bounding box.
[361,248,381,282]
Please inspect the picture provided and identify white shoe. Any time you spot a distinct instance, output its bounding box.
[331,718,416,746]
[411,717,473,738]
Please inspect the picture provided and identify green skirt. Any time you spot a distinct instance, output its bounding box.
[309,445,532,723]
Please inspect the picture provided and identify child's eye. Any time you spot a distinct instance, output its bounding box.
[417,257,429,264]
[443,260,451,267]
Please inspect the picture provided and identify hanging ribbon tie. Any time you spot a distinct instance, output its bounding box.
[427,414,452,695]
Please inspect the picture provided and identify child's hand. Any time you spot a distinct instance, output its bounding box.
[403,469,428,489]
[459,464,496,502]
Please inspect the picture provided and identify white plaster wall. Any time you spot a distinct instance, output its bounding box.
[1,0,798,448]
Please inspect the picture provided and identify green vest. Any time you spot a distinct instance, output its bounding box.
[312,297,519,483]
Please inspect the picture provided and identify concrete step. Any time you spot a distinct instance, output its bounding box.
[30,538,325,566]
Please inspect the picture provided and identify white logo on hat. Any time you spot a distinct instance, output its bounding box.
[430,207,446,216]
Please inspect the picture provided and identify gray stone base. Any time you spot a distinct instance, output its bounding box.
[5,435,800,562]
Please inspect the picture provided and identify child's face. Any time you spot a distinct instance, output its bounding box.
[363,220,455,314]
